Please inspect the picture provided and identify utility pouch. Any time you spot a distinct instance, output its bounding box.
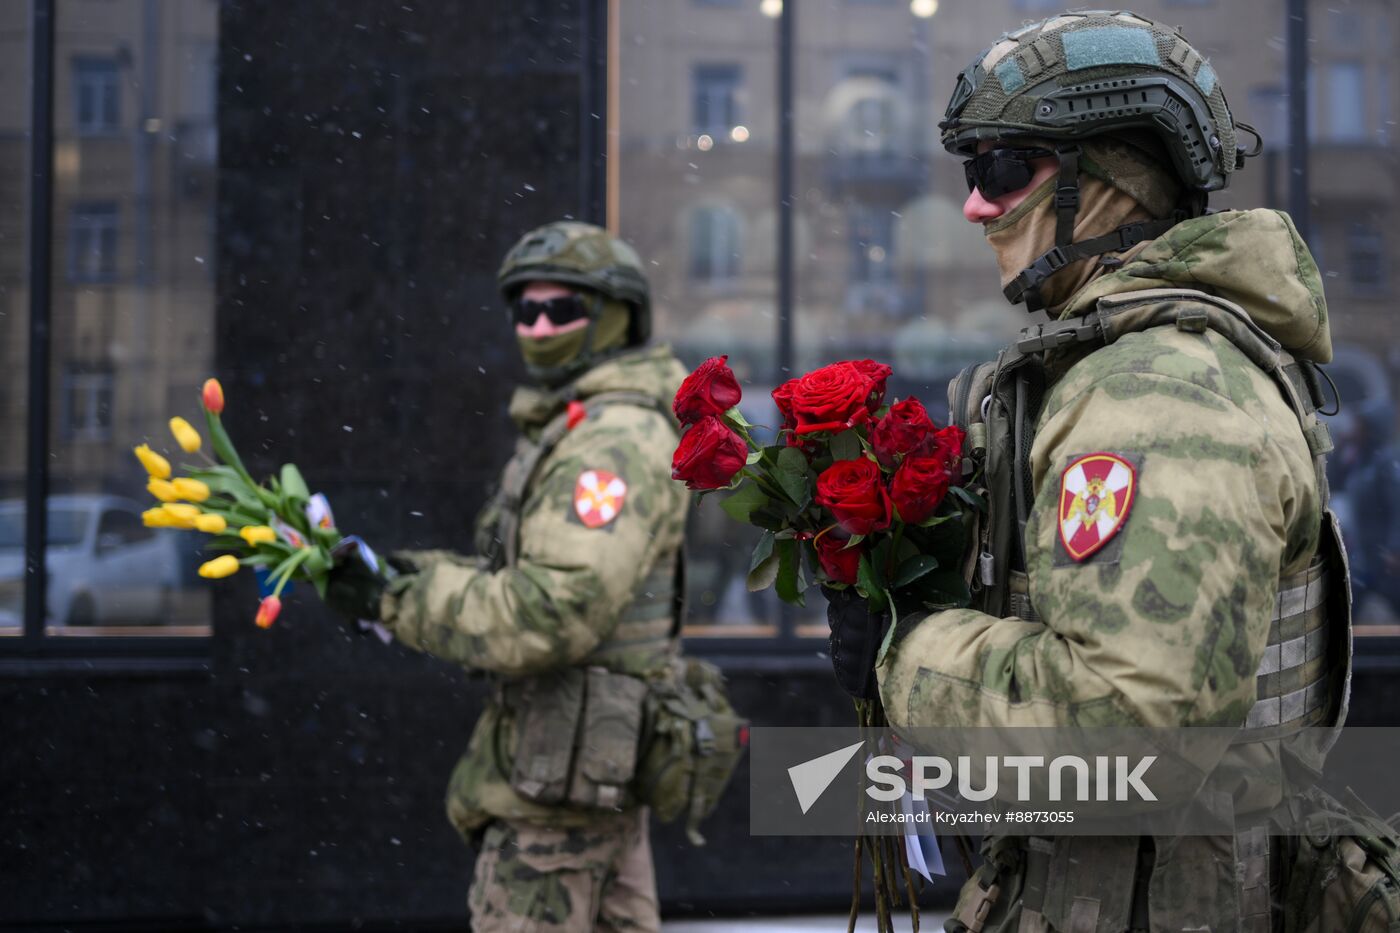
[506,666,649,810]
[635,657,748,845]
[507,667,586,805]
[567,667,648,810]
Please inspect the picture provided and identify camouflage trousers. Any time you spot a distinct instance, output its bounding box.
[468,807,659,933]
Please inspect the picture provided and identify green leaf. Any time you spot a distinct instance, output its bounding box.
[746,532,779,592]
[237,553,279,568]
[856,555,888,612]
[280,464,310,502]
[724,407,754,429]
[301,547,330,577]
[720,482,770,524]
[830,430,861,462]
[951,485,988,511]
[312,572,330,600]
[774,446,812,508]
[891,555,939,589]
[775,538,805,607]
[745,450,764,465]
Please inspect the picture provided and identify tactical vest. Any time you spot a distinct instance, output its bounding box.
[945,288,1356,933]
[478,390,685,676]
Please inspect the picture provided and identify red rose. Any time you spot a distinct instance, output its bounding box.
[870,397,934,465]
[674,355,743,425]
[891,455,952,524]
[672,416,747,490]
[918,424,967,475]
[771,378,804,448]
[815,457,892,535]
[815,531,862,585]
[848,359,893,408]
[790,362,883,435]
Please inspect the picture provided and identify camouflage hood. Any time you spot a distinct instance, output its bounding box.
[508,344,689,432]
[1061,208,1333,363]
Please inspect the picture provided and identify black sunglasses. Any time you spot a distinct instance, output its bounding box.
[511,294,591,328]
[963,147,1056,200]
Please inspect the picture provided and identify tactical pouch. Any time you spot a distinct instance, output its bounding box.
[1279,787,1400,933]
[506,666,648,809]
[507,667,586,804]
[635,657,749,845]
[567,667,648,810]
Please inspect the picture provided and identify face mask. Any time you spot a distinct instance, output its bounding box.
[516,299,633,383]
[984,173,1153,313]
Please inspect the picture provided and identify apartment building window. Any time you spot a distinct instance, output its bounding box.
[1348,223,1386,295]
[68,203,119,283]
[693,64,742,138]
[62,368,114,442]
[73,57,121,135]
[689,204,742,283]
[850,209,894,286]
[1325,62,1368,143]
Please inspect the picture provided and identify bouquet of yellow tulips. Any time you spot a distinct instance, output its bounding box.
[134,378,340,629]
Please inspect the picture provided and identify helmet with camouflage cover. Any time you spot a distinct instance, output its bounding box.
[498,221,652,344]
[943,11,1261,310]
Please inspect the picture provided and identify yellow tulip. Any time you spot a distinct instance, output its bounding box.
[239,525,278,546]
[147,478,179,502]
[194,513,227,534]
[197,555,240,579]
[142,508,175,528]
[134,443,171,479]
[169,417,202,454]
[161,503,201,529]
[172,477,211,502]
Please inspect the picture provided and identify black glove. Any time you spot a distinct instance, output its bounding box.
[325,555,387,623]
[824,586,891,701]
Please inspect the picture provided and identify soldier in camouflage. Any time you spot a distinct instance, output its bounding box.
[826,11,1393,932]
[328,221,690,932]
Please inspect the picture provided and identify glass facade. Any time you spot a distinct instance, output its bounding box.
[618,0,1400,635]
[41,0,217,636]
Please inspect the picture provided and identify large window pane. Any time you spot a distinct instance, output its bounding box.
[618,1,1400,638]
[0,7,29,636]
[46,0,218,635]
[618,0,780,635]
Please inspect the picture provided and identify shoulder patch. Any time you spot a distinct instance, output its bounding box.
[1058,453,1136,562]
[574,469,627,529]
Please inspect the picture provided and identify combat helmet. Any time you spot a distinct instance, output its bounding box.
[942,11,1260,310]
[498,221,652,344]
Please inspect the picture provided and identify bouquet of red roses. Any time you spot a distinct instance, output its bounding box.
[670,355,976,622]
[671,355,979,932]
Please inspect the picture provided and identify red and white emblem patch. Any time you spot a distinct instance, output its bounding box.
[574,469,627,529]
[1058,453,1136,562]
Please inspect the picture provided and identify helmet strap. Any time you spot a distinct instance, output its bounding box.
[1053,144,1082,249]
[1004,215,1183,310]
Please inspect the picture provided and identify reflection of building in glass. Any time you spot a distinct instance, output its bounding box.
[620,0,1400,626]
[0,0,219,633]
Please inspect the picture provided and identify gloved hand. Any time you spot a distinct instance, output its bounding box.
[824,587,891,701]
[325,553,388,623]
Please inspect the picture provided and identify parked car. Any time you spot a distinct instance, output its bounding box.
[0,495,184,627]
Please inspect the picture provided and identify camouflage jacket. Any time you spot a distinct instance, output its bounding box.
[881,210,1338,929]
[380,344,690,831]
[882,208,1330,729]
